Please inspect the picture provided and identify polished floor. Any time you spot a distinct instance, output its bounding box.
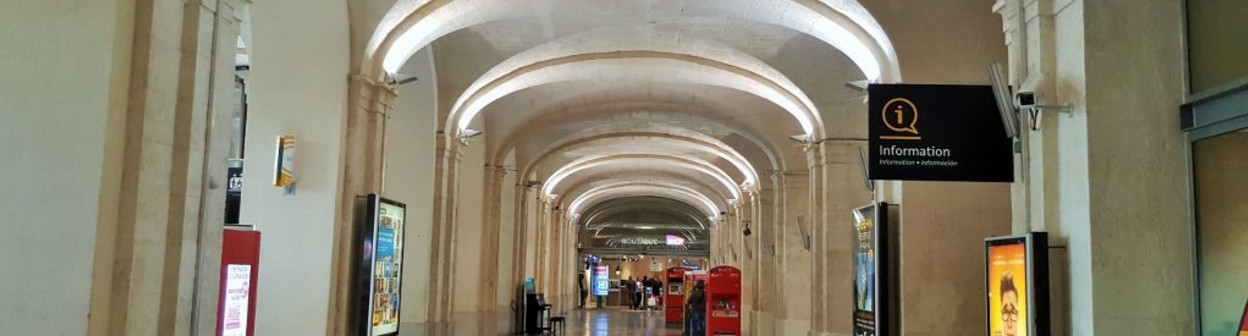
[561,308,684,336]
[401,307,685,335]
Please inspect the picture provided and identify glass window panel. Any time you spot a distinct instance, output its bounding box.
[1195,129,1248,336]
[1188,0,1248,93]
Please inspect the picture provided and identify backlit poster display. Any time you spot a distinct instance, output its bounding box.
[852,203,893,336]
[355,195,406,336]
[594,266,610,296]
[221,265,251,336]
[985,233,1049,336]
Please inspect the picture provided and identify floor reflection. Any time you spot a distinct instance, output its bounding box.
[400,307,683,336]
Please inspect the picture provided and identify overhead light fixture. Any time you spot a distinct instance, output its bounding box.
[388,72,420,86]
[637,226,655,230]
[844,80,869,92]
[789,134,813,145]
[459,128,483,139]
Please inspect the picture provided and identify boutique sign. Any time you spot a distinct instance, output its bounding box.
[868,84,1014,182]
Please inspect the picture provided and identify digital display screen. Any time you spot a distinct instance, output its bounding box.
[593,266,610,296]
[221,264,251,336]
[666,235,686,246]
[987,240,1029,336]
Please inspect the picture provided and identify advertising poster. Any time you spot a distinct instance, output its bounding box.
[852,204,879,336]
[367,198,405,336]
[987,241,1029,336]
[221,264,251,336]
[593,266,610,296]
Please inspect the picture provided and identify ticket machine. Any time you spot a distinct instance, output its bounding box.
[664,267,687,324]
[705,266,741,336]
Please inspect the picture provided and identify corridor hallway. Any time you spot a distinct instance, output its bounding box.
[1,0,1222,335]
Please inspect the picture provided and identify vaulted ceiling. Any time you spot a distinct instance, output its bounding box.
[367,0,897,254]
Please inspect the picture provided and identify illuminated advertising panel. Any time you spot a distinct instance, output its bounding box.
[985,233,1049,336]
[594,266,610,296]
[666,234,686,246]
[355,195,406,336]
[852,203,893,336]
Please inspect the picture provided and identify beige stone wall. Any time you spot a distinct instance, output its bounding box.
[390,46,439,326]
[0,0,134,334]
[243,0,351,333]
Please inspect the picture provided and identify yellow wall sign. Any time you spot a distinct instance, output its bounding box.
[274,135,295,187]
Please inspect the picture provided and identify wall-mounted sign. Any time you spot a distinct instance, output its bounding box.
[868,84,1014,182]
[985,232,1049,336]
[273,135,295,187]
[650,260,662,272]
[225,166,243,224]
[355,195,406,336]
[852,202,896,336]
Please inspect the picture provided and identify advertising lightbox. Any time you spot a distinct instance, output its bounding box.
[594,266,610,296]
[665,234,686,246]
[985,232,1049,336]
[354,194,407,336]
[852,202,895,336]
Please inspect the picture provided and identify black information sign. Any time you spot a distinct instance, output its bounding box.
[225,166,243,224]
[868,84,1014,182]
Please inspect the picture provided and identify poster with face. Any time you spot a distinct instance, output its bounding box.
[987,240,1028,336]
[852,204,879,336]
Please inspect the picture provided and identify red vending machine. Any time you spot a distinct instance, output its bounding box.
[218,228,260,336]
[706,266,741,336]
[664,267,687,324]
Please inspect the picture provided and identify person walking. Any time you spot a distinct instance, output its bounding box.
[633,277,645,310]
[624,277,636,309]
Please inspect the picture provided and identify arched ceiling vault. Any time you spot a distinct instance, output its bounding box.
[366,0,900,83]
[559,173,732,217]
[448,27,824,137]
[485,89,791,172]
[518,132,761,190]
[544,154,744,201]
[566,181,726,220]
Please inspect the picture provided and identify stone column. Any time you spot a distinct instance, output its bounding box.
[811,140,872,336]
[994,0,1192,334]
[778,171,812,335]
[426,136,463,322]
[478,165,508,312]
[753,174,782,334]
[73,0,246,334]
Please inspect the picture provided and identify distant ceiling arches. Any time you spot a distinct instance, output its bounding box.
[542,154,744,201]
[489,99,787,172]
[518,131,761,190]
[565,181,725,220]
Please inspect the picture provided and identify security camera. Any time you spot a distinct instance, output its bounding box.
[1015,91,1037,109]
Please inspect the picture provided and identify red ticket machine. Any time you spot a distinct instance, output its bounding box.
[218,228,260,336]
[664,267,687,324]
[705,266,741,336]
